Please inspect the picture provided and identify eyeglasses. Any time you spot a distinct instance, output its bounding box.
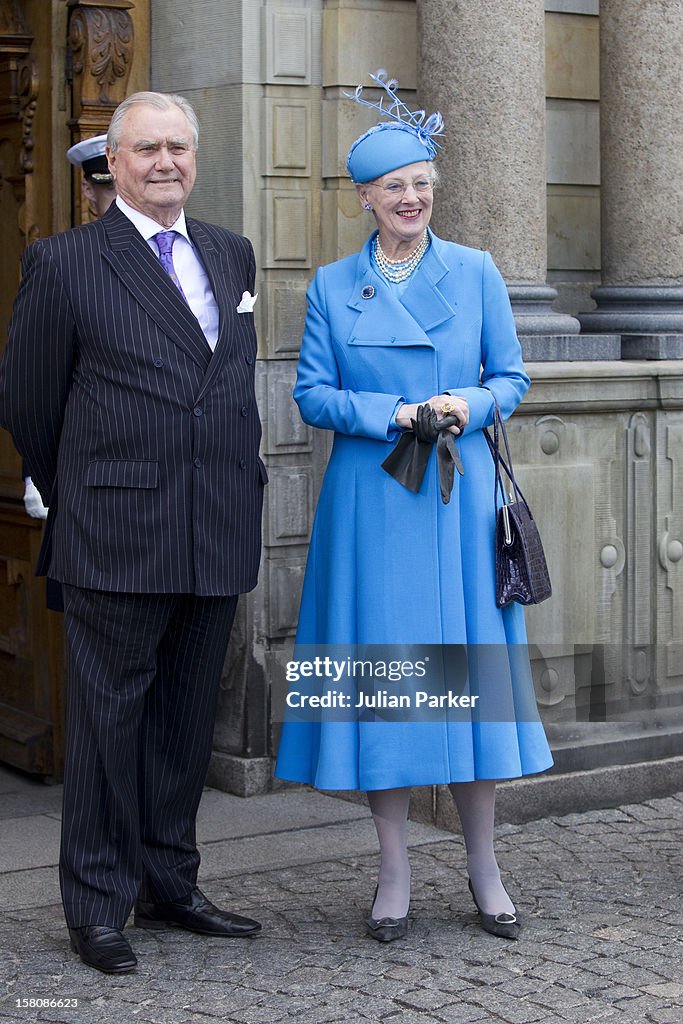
[368,178,434,197]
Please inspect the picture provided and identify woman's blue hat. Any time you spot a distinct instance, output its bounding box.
[346,70,445,184]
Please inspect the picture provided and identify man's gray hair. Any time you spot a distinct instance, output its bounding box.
[107,91,199,151]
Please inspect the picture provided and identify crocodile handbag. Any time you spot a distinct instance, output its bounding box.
[483,395,552,607]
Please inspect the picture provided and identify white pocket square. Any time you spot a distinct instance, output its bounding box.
[236,290,258,313]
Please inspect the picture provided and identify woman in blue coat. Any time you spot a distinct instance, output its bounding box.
[275,73,553,942]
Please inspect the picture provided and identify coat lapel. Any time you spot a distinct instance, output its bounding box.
[100,204,212,370]
[185,218,240,400]
[400,233,459,332]
[346,230,457,348]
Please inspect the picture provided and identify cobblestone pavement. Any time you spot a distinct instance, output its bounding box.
[2,790,683,1024]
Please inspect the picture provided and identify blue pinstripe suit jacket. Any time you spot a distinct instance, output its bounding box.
[0,203,265,596]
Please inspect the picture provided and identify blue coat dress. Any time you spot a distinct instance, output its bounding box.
[275,230,553,790]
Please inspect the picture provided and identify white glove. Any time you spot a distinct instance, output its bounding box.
[23,478,48,519]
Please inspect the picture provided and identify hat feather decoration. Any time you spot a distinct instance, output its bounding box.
[346,69,444,151]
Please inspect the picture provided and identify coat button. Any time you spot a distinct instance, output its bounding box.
[153,358,164,368]
[239,458,247,470]
[240,406,248,417]
[245,354,254,365]
[193,406,203,417]
[193,458,202,468]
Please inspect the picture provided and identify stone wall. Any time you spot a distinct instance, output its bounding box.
[518,361,683,771]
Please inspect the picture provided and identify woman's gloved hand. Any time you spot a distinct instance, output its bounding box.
[382,404,464,502]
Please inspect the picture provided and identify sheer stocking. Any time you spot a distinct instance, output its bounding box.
[449,780,515,916]
[367,787,412,920]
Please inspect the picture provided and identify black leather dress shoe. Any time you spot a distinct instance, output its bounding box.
[68,926,137,974]
[366,886,409,942]
[366,913,409,943]
[468,879,521,940]
[134,887,261,937]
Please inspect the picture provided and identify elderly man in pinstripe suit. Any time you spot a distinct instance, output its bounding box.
[0,92,265,973]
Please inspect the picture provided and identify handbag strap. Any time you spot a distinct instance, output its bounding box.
[482,389,529,512]
[483,400,506,508]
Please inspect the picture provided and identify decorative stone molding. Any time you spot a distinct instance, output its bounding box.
[580,287,683,338]
[261,367,312,455]
[659,517,683,574]
[263,7,311,85]
[656,421,683,700]
[264,98,311,177]
[262,281,310,360]
[507,285,581,336]
[267,559,307,637]
[516,362,683,770]
[263,190,312,268]
[265,468,312,547]
[625,412,653,695]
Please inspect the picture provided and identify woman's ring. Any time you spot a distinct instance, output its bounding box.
[442,401,454,413]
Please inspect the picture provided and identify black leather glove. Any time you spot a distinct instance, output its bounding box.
[381,404,464,502]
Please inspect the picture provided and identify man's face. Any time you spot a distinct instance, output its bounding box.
[107,103,197,224]
[82,179,116,219]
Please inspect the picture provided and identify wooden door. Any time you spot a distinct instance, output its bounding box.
[0,0,70,777]
[0,0,148,777]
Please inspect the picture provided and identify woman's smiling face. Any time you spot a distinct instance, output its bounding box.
[358,161,435,257]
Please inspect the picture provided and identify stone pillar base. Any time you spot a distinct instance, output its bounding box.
[621,334,683,360]
[407,754,683,830]
[206,752,276,797]
[508,285,581,336]
[521,334,621,362]
[579,285,683,335]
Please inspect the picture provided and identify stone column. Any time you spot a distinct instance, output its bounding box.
[417,0,581,342]
[579,0,683,357]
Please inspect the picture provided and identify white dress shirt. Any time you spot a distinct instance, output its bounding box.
[115,196,220,350]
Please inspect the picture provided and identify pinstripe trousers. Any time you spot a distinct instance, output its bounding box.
[59,586,238,928]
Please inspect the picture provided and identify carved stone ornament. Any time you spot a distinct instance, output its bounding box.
[68,0,134,117]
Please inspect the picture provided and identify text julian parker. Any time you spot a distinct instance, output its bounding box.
[285,690,480,709]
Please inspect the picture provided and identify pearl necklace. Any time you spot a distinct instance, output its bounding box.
[373,231,429,283]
